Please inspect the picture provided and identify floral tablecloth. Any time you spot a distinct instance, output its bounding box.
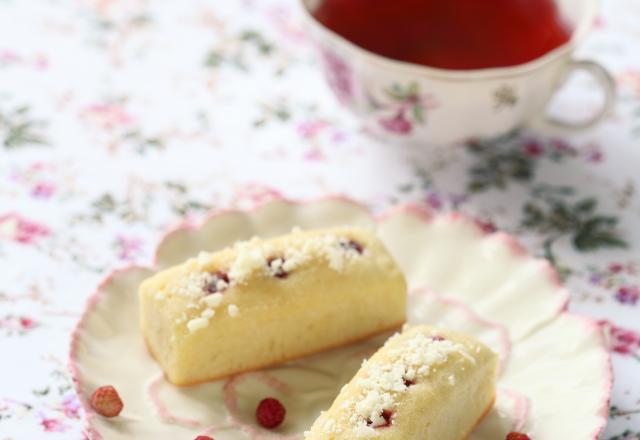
[1,0,639,439]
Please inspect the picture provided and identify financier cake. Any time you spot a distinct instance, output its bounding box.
[305,325,498,439]
[139,227,407,385]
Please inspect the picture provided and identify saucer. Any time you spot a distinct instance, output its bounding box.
[70,197,610,439]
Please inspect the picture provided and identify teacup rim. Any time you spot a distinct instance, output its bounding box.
[298,0,599,80]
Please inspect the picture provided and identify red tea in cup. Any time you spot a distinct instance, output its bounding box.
[313,0,572,70]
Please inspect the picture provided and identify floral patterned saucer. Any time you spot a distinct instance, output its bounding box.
[70,197,610,439]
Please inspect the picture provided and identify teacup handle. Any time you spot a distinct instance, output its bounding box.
[530,59,615,132]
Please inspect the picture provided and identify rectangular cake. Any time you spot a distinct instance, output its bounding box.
[305,325,498,439]
[139,226,407,385]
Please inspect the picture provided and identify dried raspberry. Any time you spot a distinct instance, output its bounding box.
[403,378,415,387]
[194,436,214,440]
[205,271,230,294]
[431,335,446,341]
[506,433,531,440]
[340,239,364,254]
[256,397,286,429]
[267,257,288,279]
[90,385,123,418]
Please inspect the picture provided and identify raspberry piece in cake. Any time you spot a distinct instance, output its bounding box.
[367,409,393,428]
[204,271,229,294]
[339,238,364,254]
[267,257,288,278]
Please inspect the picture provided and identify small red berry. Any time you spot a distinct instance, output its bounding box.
[403,378,415,387]
[194,436,214,440]
[90,385,123,418]
[506,433,531,440]
[340,239,364,254]
[256,397,286,429]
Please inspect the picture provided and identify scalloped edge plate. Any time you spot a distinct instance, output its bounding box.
[69,197,611,440]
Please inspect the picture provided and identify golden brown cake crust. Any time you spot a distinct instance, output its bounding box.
[144,320,405,387]
[462,394,496,440]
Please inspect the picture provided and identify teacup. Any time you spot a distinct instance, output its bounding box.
[299,0,615,144]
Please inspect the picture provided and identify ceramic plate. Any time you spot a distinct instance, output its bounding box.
[70,198,611,440]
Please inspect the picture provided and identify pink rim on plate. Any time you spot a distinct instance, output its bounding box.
[69,196,611,440]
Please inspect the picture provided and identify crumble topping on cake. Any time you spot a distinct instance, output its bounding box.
[201,308,215,319]
[321,417,341,435]
[229,237,269,281]
[201,232,366,287]
[186,317,209,333]
[201,292,223,308]
[169,271,213,297]
[164,231,368,333]
[310,331,472,438]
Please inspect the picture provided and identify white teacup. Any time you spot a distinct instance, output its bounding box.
[299,0,615,144]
